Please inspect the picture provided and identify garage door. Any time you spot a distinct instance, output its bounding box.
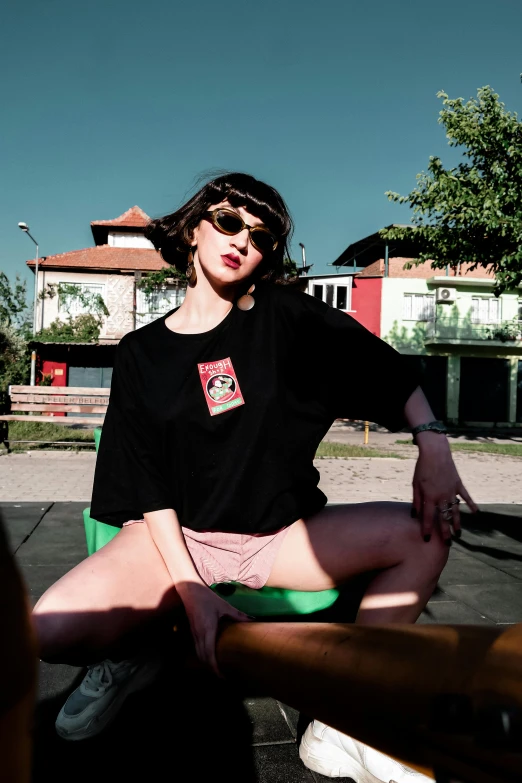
[459,358,510,422]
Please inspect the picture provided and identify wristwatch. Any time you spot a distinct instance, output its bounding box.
[411,420,447,444]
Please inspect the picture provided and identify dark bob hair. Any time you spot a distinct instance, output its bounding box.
[145,172,294,283]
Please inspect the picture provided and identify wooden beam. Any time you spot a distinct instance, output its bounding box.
[10,386,109,395]
[0,415,104,424]
[12,394,109,405]
[11,404,108,414]
[217,622,522,783]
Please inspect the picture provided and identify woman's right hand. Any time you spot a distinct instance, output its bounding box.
[179,583,252,676]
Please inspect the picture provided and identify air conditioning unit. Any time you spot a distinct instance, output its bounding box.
[436,287,457,303]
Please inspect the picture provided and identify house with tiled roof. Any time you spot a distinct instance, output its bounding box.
[26,206,185,389]
[329,228,522,428]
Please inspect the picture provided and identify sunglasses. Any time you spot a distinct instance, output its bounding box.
[205,208,278,255]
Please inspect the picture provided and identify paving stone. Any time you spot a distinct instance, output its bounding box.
[253,742,316,782]
[16,502,88,565]
[418,601,492,625]
[438,553,520,586]
[0,501,51,552]
[244,696,296,744]
[453,540,522,571]
[277,701,301,739]
[18,563,77,604]
[442,583,522,624]
[37,661,84,704]
[33,661,258,783]
[5,499,522,783]
[428,585,453,602]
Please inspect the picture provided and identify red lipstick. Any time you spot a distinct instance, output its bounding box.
[222,254,240,269]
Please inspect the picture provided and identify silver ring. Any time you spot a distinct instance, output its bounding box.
[439,499,460,512]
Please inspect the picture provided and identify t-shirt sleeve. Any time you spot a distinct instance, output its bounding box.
[90,335,173,526]
[286,290,421,432]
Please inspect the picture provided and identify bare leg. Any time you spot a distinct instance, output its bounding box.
[266,502,449,624]
[33,524,183,665]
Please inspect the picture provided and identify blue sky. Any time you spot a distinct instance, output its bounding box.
[2,0,521,291]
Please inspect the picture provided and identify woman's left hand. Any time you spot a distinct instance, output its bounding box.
[412,433,478,543]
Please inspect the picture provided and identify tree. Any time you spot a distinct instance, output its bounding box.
[0,273,32,335]
[36,314,105,343]
[282,258,299,279]
[0,325,31,413]
[382,86,522,293]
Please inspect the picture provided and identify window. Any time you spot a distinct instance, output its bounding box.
[471,297,500,324]
[136,287,186,327]
[336,286,347,310]
[403,294,435,321]
[518,300,522,322]
[108,232,154,249]
[309,280,352,310]
[58,283,105,315]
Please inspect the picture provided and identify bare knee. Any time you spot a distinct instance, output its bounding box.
[393,504,450,580]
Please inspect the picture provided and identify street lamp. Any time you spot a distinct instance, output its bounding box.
[298,242,306,270]
[18,222,39,386]
[18,222,39,337]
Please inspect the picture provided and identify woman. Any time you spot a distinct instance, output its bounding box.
[33,173,476,781]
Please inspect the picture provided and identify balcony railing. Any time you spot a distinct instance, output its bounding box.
[425,318,522,343]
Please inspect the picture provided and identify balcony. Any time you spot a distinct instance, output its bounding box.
[425,318,522,347]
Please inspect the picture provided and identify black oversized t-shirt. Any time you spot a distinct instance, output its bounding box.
[90,282,419,532]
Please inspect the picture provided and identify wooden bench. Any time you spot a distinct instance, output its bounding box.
[0,385,110,452]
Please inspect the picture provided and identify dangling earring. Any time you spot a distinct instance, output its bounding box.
[186,249,197,287]
[237,284,255,311]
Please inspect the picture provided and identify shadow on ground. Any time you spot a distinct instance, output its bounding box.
[33,649,258,782]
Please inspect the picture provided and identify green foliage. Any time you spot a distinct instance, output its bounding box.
[316,442,404,458]
[382,86,522,293]
[40,283,110,318]
[395,439,522,457]
[36,284,110,343]
[383,320,429,353]
[0,272,32,335]
[283,258,299,279]
[136,269,187,295]
[36,313,104,343]
[4,420,95,452]
[484,317,522,342]
[0,325,31,413]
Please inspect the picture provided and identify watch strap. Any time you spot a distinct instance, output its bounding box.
[411,420,447,440]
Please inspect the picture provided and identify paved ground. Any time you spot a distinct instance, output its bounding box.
[3,500,522,782]
[2,427,522,781]
[2,424,521,504]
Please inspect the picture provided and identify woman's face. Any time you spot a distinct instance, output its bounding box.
[192,200,268,287]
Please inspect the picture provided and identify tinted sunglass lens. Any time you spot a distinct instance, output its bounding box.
[215,211,243,234]
[251,230,275,254]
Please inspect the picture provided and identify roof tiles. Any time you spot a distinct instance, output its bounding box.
[26,245,169,272]
[91,205,150,229]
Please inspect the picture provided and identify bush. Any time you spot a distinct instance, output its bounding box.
[0,325,31,414]
[36,313,104,343]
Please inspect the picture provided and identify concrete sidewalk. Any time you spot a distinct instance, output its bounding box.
[2,446,522,504]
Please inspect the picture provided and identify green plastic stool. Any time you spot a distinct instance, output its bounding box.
[84,427,339,617]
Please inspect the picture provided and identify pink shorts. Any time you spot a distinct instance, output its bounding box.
[122,520,291,590]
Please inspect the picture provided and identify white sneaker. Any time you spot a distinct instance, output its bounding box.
[55,656,162,741]
[299,720,432,782]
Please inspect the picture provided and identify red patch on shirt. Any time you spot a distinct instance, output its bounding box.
[198,357,245,416]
